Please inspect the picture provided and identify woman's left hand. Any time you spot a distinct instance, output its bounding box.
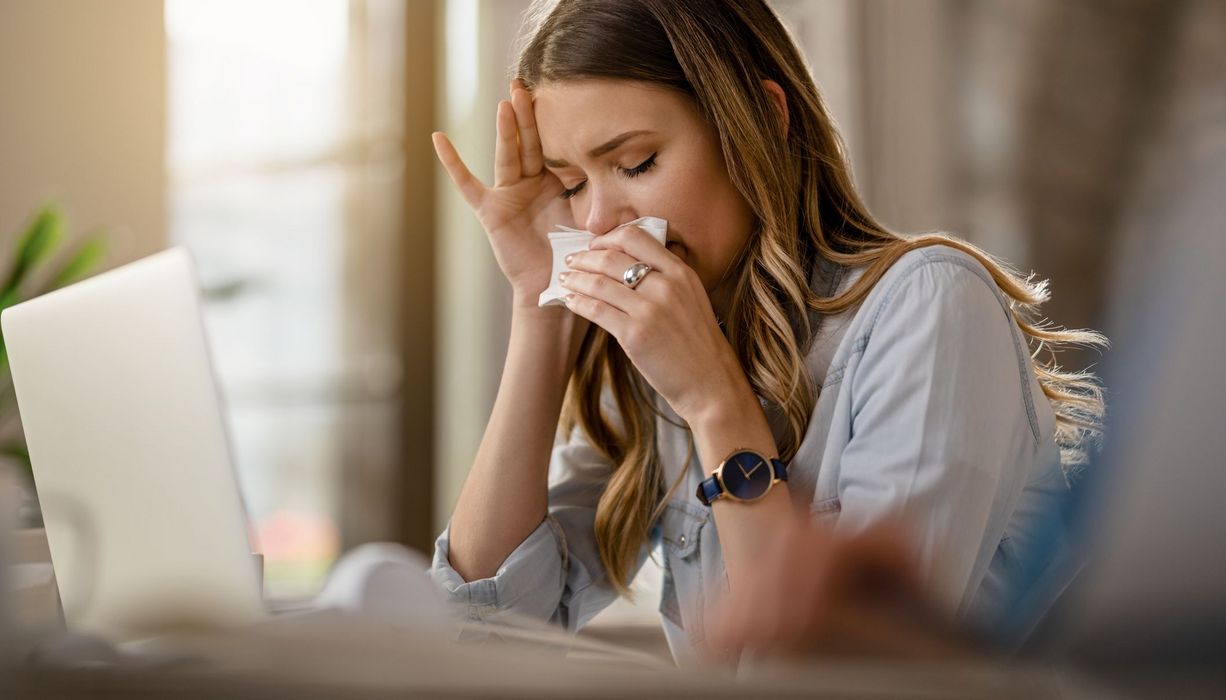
[560,224,745,423]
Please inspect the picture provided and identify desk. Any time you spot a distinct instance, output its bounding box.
[0,610,1144,699]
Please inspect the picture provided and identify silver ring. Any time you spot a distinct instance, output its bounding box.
[622,262,652,289]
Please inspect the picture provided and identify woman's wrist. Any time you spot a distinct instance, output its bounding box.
[509,292,591,370]
[687,379,779,474]
[511,287,561,316]
[682,350,765,438]
[512,292,578,334]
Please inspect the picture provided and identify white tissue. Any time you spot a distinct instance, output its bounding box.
[538,216,669,307]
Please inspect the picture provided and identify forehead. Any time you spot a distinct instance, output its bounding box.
[532,79,700,159]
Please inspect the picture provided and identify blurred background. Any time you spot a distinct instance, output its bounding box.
[0,0,1221,635]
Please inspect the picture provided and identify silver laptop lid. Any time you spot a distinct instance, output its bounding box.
[2,247,265,640]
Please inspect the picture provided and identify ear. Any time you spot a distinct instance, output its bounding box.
[761,79,789,136]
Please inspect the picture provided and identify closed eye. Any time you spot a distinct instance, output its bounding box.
[620,152,658,178]
[559,153,659,200]
[559,182,585,200]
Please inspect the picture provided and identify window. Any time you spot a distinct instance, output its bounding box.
[166,0,407,599]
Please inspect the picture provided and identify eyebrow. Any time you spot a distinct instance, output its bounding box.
[543,130,655,169]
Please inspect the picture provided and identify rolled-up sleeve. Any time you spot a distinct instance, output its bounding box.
[429,420,639,633]
[431,514,567,621]
[835,252,1041,611]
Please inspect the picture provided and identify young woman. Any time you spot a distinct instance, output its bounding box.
[429,0,1104,665]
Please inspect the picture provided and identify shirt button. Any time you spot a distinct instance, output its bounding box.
[678,534,687,546]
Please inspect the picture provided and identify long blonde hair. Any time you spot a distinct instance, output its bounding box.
[516,0,1106,594]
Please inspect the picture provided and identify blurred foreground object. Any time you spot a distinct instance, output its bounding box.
[1033,0,1226,665]
[707,517,973,661]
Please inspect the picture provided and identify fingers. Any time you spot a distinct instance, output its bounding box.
[559,268,643,316]
[440,84,539,203]
[564,248,640,285]
[432,131,486,210]
[510,79,544,177]
[493,100,521,188]
[564,245,675,314]
[561,291,630,338]
[566,246,666,299]
[589,224,683,275]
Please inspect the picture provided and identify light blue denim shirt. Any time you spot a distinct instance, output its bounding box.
[431,244,1068,665]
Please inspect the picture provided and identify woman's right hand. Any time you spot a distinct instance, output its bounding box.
[432,79,576,304]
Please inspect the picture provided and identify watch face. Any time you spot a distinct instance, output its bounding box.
[717,451,774,501]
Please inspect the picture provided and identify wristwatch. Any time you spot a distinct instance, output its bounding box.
[696,448,788,506]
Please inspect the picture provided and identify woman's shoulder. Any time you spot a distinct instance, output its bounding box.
[878,240,1000,297]
[856,241,1011,332]
[817,241,1021,376]
[834,240,1051,444]
[818,240,999,309]
[804,242,1004,378]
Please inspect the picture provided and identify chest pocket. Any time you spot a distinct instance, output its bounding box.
[657,500,707,638]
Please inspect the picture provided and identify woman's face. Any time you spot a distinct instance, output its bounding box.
[533,78,756,309]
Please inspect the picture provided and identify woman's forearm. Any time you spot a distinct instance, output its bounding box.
[688,373,795,594]
[446,298,589,582]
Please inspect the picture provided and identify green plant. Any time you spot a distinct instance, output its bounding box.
[0,203,108,485]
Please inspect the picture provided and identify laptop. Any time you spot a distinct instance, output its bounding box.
[2,247,266,641]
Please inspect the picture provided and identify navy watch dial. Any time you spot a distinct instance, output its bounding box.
[718,450,775,501]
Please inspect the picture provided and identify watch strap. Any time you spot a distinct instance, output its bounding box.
[696,476,723,506]
[771,457,788,482]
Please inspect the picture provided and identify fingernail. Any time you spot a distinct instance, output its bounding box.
[564,254,574,266]
[558,271,569,283]
[563,293,575,304]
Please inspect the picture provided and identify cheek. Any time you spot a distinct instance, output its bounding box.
[658,167,753,289]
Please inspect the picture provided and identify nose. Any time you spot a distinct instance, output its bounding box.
[582,184,634,236]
